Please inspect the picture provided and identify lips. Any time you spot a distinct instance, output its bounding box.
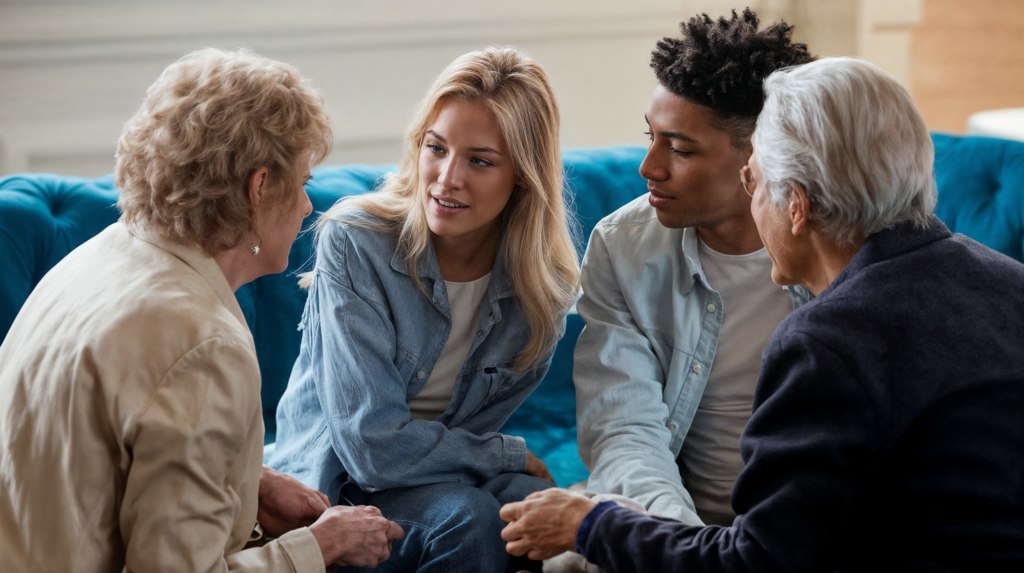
[431,195,468,215]
[648,186,674,209]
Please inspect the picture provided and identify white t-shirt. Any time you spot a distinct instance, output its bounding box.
[676,239,792,526]
[408,272,491,421]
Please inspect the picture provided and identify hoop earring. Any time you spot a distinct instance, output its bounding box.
[251,235,262,256]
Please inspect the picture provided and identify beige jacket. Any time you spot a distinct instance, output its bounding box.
[0,223,323,573]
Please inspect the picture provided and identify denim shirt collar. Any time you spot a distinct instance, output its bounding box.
[679,227,707,295]
[388,238,516,317]
[679,225,813,305]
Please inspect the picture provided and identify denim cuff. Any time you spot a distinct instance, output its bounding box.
[500,433,527,473]
[574,501,618,556]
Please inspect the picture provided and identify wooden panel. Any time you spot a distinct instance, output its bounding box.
[909,0,1024,132]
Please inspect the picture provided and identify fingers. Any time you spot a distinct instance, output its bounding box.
[317,490,330,506]
[358,504,384,517]
[499,501,523,522]
[386,520,405,540]
[500,520,522,542]
[505,538,530,557]
[524,490,548,501]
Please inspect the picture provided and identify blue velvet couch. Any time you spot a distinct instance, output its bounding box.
[2,135,1023,487]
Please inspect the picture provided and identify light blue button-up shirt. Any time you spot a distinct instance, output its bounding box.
[268,216,557,504]
[574,195,811,523]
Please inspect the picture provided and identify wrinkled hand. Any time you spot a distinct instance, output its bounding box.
[500,488,598,561]
[310,505,405,568]
[258,465,330,538]
[525,449,554,483]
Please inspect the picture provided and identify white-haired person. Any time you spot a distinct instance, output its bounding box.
[0,48,404,572]
[267,46,580,573]
[499,57,1024,572]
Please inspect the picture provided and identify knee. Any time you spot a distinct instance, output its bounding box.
[481,472,556,505]
[426,483,504,541]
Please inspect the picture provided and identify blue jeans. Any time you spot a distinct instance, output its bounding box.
[338,473,554,573]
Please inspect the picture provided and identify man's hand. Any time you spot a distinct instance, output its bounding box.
[257,465,331,538]
[525,449,554,483]
[500,488,598,560]
[309,505,405,568]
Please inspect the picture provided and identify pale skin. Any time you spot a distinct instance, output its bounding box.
[215,164,405,567]
[418,97,553,482]
[500,147,869,560]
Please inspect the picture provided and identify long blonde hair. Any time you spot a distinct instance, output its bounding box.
[304,46,579,371]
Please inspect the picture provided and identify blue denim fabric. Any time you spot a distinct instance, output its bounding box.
[267,215,561,505]
[339,473,553,573]
[574,195,812,523]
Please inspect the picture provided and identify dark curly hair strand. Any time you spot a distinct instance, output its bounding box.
[651,8,815,147]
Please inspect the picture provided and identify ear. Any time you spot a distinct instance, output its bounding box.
[248,168,269,210]
[788,182,812,237]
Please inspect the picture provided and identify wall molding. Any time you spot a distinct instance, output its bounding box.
[0,11,684,66]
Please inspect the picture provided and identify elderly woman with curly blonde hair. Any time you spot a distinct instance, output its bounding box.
[0,48,403,572]
[268,46,581,572]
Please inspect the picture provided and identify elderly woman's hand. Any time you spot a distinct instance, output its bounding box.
[257,465,330,538]
[310,505,405,568]
[500,488,599,560]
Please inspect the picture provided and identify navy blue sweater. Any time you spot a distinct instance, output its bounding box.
[577,218,1024,572]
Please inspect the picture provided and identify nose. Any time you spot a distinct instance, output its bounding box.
[438,156,464,190]
[639,147,668,182]
[300,187,313,218]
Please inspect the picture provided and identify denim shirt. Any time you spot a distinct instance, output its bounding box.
[268,215,557,504]
[574,195,812,524]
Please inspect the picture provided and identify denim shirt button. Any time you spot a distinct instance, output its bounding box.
[706,303,716,313]
[692,363,703,374]
[476,330,483,337]
[668,423,678,432]
[416,369,426,380]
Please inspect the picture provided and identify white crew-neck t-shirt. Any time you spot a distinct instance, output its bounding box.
[676,239,792,526]
[408,272,492,421]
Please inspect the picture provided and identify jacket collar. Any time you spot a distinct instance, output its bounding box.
[388,237,516,315]
[125,222,249,331]
[825,215,951,295]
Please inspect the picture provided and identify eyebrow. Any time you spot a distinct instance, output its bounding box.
[644,114,698,144]
[426,130,503,155]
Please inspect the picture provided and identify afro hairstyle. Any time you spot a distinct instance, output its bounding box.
[651,8,815,146]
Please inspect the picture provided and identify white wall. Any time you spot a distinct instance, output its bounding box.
[0,0,912,177]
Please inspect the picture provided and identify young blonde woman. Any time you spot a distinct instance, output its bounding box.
[268,47,580,572]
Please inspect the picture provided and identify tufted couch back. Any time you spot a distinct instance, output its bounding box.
[2,137,1023,484]
[0,147,648,423]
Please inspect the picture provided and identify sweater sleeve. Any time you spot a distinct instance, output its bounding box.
[578,330,878,573]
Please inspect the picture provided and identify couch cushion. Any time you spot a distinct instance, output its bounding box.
[932,133,1024,261]
[0,174,120,337]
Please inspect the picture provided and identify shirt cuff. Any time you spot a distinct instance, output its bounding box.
[501,433,528,473]
[277,527,324,573]
[574,500,618,555]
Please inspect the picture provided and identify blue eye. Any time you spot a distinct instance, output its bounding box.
[426,143,444,154]
[471,157,493,167]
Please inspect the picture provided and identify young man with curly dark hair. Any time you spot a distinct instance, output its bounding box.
[500,9,815,571]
